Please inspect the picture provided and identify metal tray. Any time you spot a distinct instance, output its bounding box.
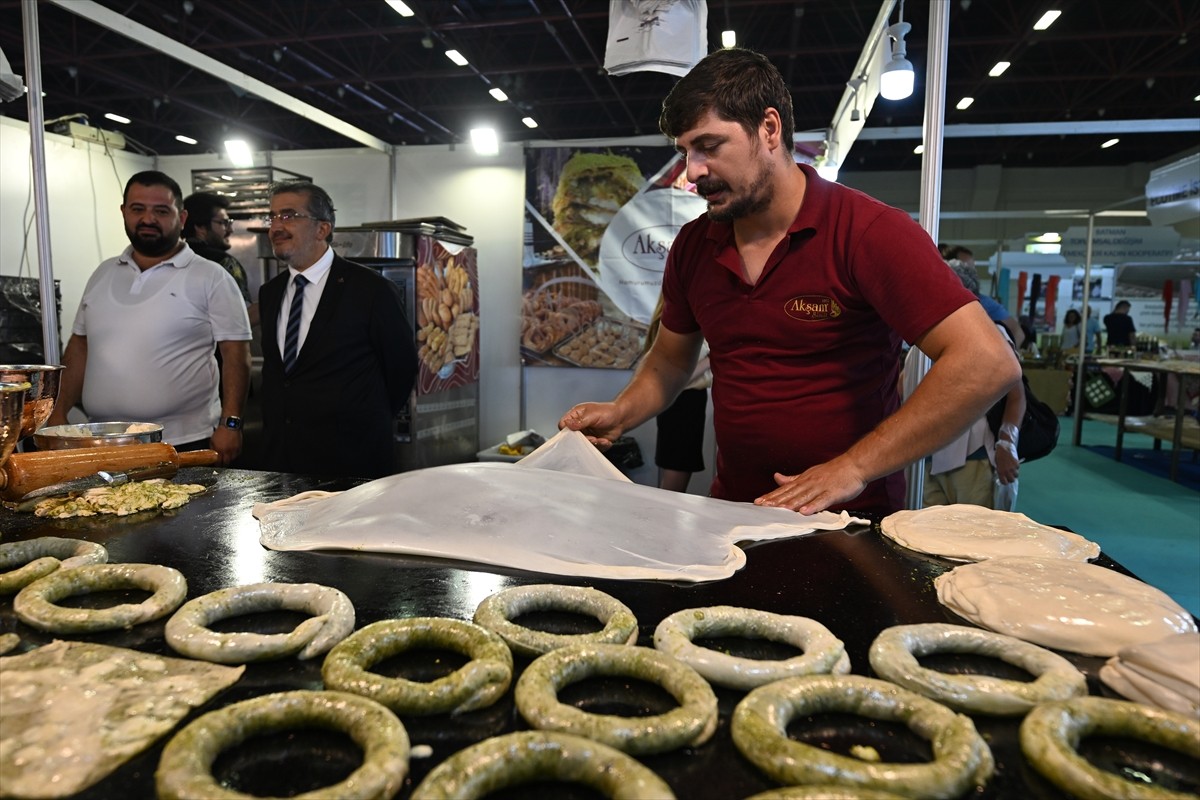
[552,317,646,369]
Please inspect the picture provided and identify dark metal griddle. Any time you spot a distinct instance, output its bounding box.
[1,467,1193,799]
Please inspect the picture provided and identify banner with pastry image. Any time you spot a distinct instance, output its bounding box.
[523,144,707,368]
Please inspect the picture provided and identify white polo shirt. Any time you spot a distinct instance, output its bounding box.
[72,244,252,444]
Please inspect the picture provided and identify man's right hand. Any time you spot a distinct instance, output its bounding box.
[558,402,625,450]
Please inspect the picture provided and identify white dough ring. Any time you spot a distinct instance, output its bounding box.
[868,623,1088,716]
[409,730,675,799]
[0,537,109,594]
[473,583,638,657]
[514,642,718,755]
[731,674,994,800]
[13,563,187,634]
[322,617,513,716]
[155,689,409,800]
[165,582,356,664]
[653,606,851,690]
[1020,696,1200,800]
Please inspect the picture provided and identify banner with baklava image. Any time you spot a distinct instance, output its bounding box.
[523,144,707,368]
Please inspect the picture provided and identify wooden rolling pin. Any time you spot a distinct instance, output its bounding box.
[0,443,220,500]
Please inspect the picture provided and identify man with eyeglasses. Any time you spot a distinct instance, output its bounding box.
[48,171,252,464]
[257,180,418,478]
[183,192,259,326]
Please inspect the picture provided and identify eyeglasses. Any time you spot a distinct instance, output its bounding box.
[264,212,325,225]
[210,218,234,229]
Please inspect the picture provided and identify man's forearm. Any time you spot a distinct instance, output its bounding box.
[842,340,1021,485]
[217,340,251,417]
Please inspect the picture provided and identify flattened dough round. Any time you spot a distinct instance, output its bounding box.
[934,556,1196,657]
[880,504,1099,562]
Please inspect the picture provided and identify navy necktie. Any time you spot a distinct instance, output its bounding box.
[282,274,308,374]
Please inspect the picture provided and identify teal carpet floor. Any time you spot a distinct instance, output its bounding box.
[1018,417,1200,616]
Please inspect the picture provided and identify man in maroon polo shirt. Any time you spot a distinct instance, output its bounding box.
[560,48,1020,516]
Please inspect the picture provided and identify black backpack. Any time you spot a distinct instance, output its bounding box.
[986,375,1060,461]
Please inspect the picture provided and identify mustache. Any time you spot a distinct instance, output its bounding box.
[694,178,729,197]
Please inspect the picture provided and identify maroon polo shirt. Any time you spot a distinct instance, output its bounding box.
[661,163,973,514]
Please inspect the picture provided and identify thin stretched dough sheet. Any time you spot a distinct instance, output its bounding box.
[935,556,1197,657]
[256,449,861,582]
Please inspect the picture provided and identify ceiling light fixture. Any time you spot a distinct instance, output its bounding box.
[721,30,736,48]
[174,134,198,145]
[104,112,130,124]
[1101,138,1119,149]
[988,61,1011,77]
[488,87,508,102]
[224,138,254,167]
[956,96,974,110]
[445,50,468,66]
[521,117,538,129]
[470,127,499,155]
[879,4,914,102]
[384,0,415,17]
[1033,10,1061,31]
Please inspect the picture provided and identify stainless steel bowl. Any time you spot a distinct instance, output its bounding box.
[0,364,64,439]
[0,381,28,466]
[33,421,164,450]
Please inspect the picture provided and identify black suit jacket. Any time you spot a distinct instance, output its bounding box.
[259,254,418,478]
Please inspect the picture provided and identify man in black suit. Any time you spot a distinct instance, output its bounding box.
[258,181,418,478]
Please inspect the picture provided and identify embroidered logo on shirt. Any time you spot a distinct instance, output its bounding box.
[785,295,842,321]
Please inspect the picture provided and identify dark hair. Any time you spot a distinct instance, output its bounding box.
[940,243,973,261]
[1114,300,1131,311]
[659,48,794,151]
[124,170,184,210]
[182,192,231,237]
[1064,309,1081,325]
[268,180,336,243]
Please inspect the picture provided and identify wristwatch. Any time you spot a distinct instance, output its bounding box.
[223,415,243,431]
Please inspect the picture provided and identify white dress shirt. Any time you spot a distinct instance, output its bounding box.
[276,246,334,360]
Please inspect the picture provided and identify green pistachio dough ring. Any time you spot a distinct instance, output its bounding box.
[13,562,187,634]
[0,537,109,594]
[514,642,718,756]
[322,617,513,716]
[409,730,675,799]
[473,583,638,657]
[868,623,1088,716]
[165,582,356,664]
[653,605,851,690]
[155,689,409,800]
[731,674,994,800]
[1019,696,1200,800]
[745,789,908,800]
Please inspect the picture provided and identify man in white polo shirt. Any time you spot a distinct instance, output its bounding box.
[48,171,252,464]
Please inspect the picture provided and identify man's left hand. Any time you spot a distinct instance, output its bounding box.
[210,426,242,465]
[754,458,867,515]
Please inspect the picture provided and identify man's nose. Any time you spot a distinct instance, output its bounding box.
[685,155,706,184]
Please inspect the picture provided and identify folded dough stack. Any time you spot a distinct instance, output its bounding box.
[1100,632,1200,718]
[934,556,1197,657]
[880,504,1100,562]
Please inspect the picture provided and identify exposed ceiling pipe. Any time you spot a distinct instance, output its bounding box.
[45,0,390,152]
[521,0,624,132]
[553,0,641,131]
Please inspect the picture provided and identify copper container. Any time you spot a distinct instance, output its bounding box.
[0,364,63,438]
[0,381,28,466]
